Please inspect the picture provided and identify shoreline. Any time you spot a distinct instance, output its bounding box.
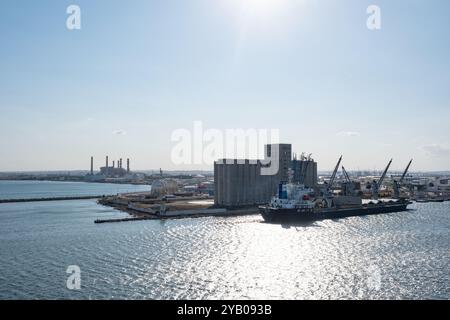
[0,178,150,186]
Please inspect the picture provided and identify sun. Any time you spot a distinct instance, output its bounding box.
[242,0,286,17]
[220,0,294,23]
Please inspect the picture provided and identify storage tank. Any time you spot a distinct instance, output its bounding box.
[151,179,178,197]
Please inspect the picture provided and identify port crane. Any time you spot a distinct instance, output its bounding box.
[393,159,413,198]
[341,165,357,196]
[328,155,343,188]
[372,159,393,200]
[342,166,351,183]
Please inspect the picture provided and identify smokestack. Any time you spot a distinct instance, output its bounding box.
[127,158,130,173]
[120,158,123,169]
[113,160,115,168]
[90,156,94,175]
[106,156,109,168]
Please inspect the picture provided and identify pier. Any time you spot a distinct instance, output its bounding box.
[0,195,105,204]
[96,195,260,223]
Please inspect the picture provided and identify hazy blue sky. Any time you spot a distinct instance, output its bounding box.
[0,0,449,172]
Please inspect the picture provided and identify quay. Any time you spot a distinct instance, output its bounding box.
[0,195,105,204]
[96,194,260,223]
[94,207,259,224]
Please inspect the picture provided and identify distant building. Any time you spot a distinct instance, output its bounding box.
[291,156,318,188]
[86,156,132,180]
[99,166,127,177]
[151,179,178,197]
[265,144,292,182]
[411,176,450,193]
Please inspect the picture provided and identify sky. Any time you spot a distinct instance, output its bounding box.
[0,0,449,172]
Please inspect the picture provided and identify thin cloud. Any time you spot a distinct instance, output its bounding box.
[113,129,127,135]
[78,117,94,126]
[337,131,360,137]
[421,144,450,157]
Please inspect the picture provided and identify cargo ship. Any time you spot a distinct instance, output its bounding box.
[259,182,411,223]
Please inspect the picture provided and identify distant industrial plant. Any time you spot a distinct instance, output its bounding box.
[85,156,143,183]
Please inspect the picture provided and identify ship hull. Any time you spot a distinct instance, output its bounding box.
[260,201,410,223]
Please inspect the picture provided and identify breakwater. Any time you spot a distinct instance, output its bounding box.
[0,195,105,204]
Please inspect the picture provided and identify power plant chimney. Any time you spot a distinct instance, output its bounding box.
[106,156,109,176]
[120,158,123,169]
[90,156,94,175]
[127,158,130,173]
[113,160,115,168]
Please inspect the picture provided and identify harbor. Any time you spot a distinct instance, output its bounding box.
[1,149,447,225]
[91,144,449,224]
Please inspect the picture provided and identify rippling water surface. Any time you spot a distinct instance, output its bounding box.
[0,181,449,299]
[0,180,151,200]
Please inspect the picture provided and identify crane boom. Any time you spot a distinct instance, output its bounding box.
[342,166,351,183]
[378,159,393,188]
[399,159,413,183]
[372,159,393,200]
[329,155,343,188]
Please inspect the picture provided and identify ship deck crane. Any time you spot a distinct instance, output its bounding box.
[342,166,351,183]
[393,159,413,198]
[373,159,393,200]
[328,156,343,189]
[399,159,413,184]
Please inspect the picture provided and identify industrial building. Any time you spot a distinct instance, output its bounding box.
[87,156,132,179]
[151,179,179,197]
[214,144,318,207]
[291,153,318,187]
[265,143,292,182]
[99,156,130,177]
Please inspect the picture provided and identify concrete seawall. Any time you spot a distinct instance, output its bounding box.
[0,195,105,204]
